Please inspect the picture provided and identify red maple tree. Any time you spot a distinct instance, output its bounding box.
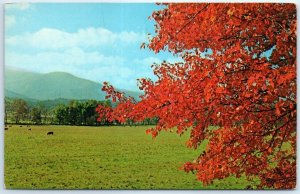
[97,3,296,189]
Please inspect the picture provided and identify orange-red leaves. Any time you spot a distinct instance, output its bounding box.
[275,102,281,116]
[97,3,296,189]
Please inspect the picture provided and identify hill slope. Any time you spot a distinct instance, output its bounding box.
[5,89,32,100]
[5,69,141,101]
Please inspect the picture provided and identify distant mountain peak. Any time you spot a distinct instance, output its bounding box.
[5,69,142,101]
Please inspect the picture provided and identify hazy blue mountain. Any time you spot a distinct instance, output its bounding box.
[5,89,32,99]
[4,89,40,108]
[5,69,142,101]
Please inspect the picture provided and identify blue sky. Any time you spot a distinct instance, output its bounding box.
[5,3,178,91]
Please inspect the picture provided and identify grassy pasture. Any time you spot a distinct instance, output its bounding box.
[4,125,253,189]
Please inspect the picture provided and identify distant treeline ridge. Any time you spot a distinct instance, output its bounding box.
[4,98,157,126]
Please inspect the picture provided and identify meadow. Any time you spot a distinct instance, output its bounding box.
[4,125,255,189]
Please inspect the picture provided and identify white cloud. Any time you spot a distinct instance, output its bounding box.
[78,65,138,90]
[5,3,32,29]
[6,3,31,11]
[119,31,145,44]
[5,15,15,28]
[5,48,124,72]
[6,27,146,50]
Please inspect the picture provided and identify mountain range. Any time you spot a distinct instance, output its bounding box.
[5,68,142,101]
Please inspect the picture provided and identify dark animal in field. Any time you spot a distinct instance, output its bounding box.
[5,127,8,130]
[20,125,22,127]
[9,125,12,127]
[28,128,31,131]
[47,132,54,135]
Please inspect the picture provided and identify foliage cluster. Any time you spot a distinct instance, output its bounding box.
[98,3,296,189]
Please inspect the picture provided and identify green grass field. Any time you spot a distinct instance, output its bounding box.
[4,125,254,189]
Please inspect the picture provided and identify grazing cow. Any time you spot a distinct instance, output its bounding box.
[47,132,54,135]
[5,127,8,130]
[9,125,12,127]
[20,125,22,127]
[28,128,31,131]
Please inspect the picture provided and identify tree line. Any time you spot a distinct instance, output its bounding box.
[4,98,157,126]
[4,98,106,125]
